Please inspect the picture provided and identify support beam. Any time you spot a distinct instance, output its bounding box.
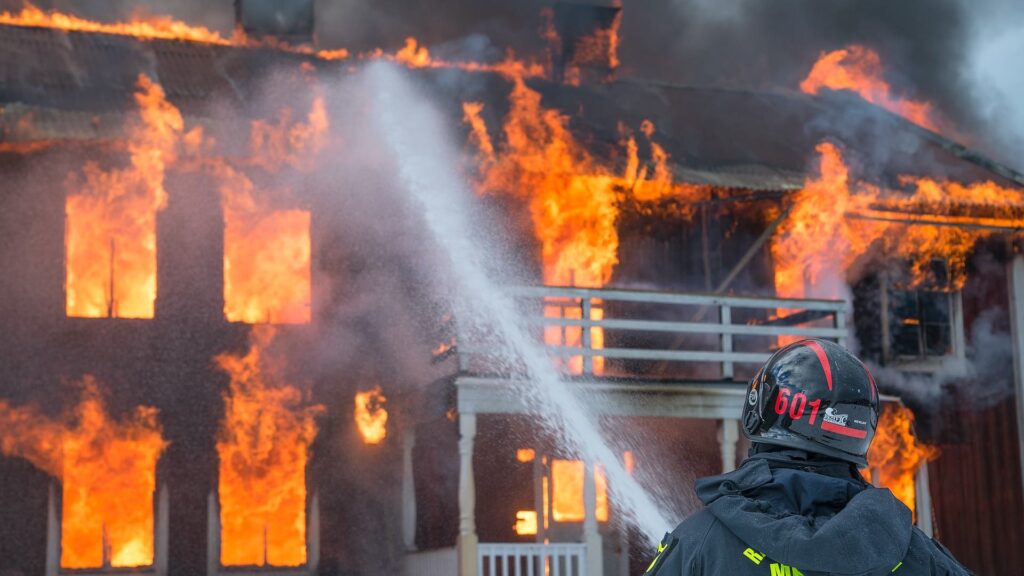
[45,482,58,576]
[402,426,418,552]
[1007,254,1024,500]
[719,419,739,473]
[156,484,169,576]
[583,463,603,576]
[207,492,220,576]
[457,413,478,576]
[308,491,320,573]
[914,463,933,538]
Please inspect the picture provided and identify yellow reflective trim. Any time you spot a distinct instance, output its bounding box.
[891,561,904,572]
[645,541,668,573]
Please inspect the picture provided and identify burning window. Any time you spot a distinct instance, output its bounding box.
[0,377,166,568]
[888,288,956,359]
[215,327,322,567]
[354,386,388,445]
[65,76,181,319]
[550,459,608,523]
[223,205,312,325]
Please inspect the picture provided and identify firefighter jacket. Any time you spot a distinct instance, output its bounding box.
[644,449,970,576]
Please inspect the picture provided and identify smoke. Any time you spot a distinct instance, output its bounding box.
[868,307,1015,419]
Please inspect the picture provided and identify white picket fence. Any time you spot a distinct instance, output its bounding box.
[478,543,587,576]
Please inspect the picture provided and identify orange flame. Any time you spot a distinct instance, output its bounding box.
[563,10,622,85]
[0,3,230,44]
[865,404,937,517]
[550,459,609,523]
[0,377,166,568]
[773,141,1024,309]
[513,510,538,536]
[800,45,940,132]
[465,81,708,373]
[215,326,322,567]
[219,98,325,325]
[65,75,183,318]
[354,386,388,445]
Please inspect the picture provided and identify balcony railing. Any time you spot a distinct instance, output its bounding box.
[455,285,848,381]
[478,543,586,576]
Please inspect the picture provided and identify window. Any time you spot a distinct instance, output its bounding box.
[888,289,955,359]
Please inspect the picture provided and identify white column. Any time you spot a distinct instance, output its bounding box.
[155,484,169,576]
[583,463,604,576]
[457,413,478,576]
[402,426,418,551]
[914,463,933,537]
[207,491,220,576]
[719,419,740,473]
[1008,254,1024,500]
[307,491,320,573]
[45,482,59,576]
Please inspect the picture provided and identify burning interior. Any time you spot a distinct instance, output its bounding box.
[0,1,1021,575]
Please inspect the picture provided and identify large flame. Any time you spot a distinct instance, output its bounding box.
[550,459,609,523]
[464,79,707,373]
[0,3,230,44]
[773,141,1024,307]
[0,377,165,568]
[563,10,622,85]
[866,404,937,517]
[65,75,183,318]
[215,326,322,567]
[354,386,388,445]
[220,98,326,325]
[800,45,940,132]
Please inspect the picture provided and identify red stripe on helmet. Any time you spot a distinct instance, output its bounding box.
[822,420,867,438]
[803,341,833,391]
[866,368,877,401]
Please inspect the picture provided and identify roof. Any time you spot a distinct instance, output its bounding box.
[0,21,1021,193]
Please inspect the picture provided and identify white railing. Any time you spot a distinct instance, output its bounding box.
[454,285,848,380]
[478,543,586,576]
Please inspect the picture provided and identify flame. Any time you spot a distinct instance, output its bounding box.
[215,326,322,567]
[0,3,230,44]
[514,510,538,536]
[465,81,707,373]
[517,448,536,463]
[220,98,325,325]
[773,141,1024,310]
[65,75,183,318]
[0,377,166,569]
[549,459,609,523]
[563,10,622,85]
[354,386,388,445]
[865,404,937,517]
[800,45,940,132]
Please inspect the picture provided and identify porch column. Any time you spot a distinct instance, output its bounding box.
[402,425,418,551]
[914,463,933,537]
[583,463,604,576]
[207,491,220,576]
[155,484,169,576]
[45,482,58,576]
[457,412,478,576]
[719,419,740,473]
[1007,254,1024,498]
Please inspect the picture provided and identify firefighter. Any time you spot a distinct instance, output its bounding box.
[644,338,970,576]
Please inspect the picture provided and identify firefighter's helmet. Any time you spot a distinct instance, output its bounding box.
[741,339,879,467]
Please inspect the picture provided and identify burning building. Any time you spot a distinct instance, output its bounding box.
[0,2,1021,576]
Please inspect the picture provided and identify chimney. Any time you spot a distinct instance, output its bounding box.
[234,0,315,44]
[550,0,622,85]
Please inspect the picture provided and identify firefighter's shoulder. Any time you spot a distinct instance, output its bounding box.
[643,510,718,575]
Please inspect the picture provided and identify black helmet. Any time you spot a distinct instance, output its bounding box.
[742,338,879,467]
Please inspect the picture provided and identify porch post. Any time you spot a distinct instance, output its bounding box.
[719,419,739,473]
[155,484,169,576]
[207,491,220,576]
[914,462,933,537]
[402,425,418,551]
[458,412,478,576]
[45,482,58,576]
[583,463,604,576]
[1007,254,1024,499]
